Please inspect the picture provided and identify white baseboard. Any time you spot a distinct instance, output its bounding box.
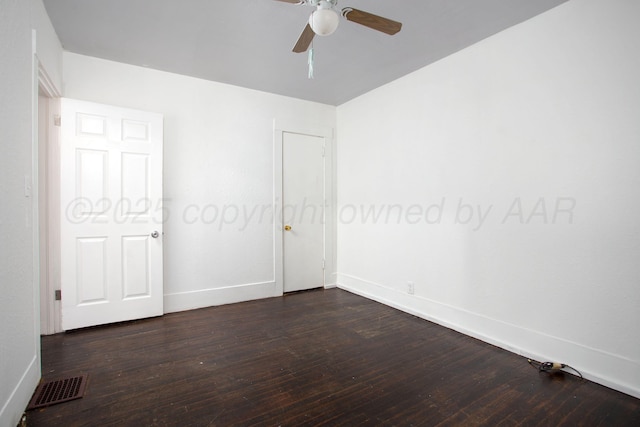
[336,273,640,399]
[0,355,39,427]
[164,281,279,313]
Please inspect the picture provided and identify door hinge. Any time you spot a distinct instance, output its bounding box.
[54,115,61,127]
[54,290,61,301]
[322,259,325,270]
[322,146,326,157]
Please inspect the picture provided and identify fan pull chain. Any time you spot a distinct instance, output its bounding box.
[308,41,314,79]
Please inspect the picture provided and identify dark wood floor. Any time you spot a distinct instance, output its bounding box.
[28,288,639,426]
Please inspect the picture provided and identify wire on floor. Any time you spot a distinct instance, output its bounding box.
[528,358,583,379]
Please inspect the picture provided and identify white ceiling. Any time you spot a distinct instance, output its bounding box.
[43,0,568,106]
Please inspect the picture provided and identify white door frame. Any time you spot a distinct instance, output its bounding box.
[36,59,62,335]
[273,120,336,295]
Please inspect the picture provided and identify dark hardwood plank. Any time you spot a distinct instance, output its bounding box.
[28,289,640,426]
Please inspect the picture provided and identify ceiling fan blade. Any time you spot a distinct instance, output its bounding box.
[292,23,315,53]
[342,8,402,35]
[274,0,303,4]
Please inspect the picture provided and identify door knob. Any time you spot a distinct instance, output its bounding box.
[151,231,160,238]
[284,225,292,231]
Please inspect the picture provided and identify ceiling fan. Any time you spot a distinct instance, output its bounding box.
[275,0,402,53]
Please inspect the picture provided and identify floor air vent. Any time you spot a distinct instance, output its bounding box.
[27,374,88,410]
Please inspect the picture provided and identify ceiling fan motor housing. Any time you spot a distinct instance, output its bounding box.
[306,0,338,7]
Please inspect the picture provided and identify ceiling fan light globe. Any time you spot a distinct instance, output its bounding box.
[309,9,339,36]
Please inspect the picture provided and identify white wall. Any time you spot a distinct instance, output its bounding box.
[63,52,336,312]
[336,0,640,398]
[32,0,63,90]
[0,1,63,425]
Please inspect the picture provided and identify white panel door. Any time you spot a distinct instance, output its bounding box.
[282,132,324,292]
[60,98,163,330]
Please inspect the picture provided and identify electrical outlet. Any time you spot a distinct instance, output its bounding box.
[407,281,415,295]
